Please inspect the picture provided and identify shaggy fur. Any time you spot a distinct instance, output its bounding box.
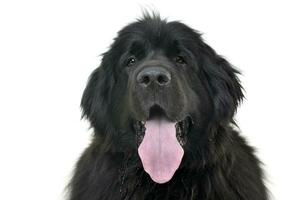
[68,14,268,200]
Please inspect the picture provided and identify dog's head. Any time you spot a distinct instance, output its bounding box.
[81,14,243,183]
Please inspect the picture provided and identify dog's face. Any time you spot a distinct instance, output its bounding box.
[81,15,243,184]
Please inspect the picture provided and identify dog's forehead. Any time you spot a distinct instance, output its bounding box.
[119,21,192,49]
[140,50,171,65]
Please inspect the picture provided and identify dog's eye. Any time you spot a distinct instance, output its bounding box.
[175,56,186,65]
[126,57,136,67]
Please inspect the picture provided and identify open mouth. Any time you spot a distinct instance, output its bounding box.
[133,105,192,184]
[134,106,192,147]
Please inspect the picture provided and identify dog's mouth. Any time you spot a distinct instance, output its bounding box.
[134,107,192,147]
[133,105,192,184]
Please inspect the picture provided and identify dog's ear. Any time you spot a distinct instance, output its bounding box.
[81,57,114,129]
[201,46,244,123]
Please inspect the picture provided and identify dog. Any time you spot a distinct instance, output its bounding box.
[68,13,268,200]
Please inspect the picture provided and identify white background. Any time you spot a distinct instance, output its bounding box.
[0,0,299,199]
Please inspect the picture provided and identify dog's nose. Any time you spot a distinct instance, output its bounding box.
[137,67,171,87]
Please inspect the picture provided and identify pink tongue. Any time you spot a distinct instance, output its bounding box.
[138,118,184,184]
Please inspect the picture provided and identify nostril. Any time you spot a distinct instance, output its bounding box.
[157,74,170,85]
[142,75,150,85]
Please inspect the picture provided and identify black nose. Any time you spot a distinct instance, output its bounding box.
[137,67,171,87]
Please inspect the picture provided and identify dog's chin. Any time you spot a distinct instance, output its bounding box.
[133,105,193,184]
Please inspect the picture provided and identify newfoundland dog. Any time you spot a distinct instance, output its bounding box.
[68,14,268,200]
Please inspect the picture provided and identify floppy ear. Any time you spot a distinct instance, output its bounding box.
[81,59,114,129]
[202,48,244,123]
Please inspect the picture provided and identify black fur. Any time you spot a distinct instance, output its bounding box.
[68,14,268,200]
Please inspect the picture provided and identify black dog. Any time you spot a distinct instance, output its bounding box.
[68,14,268,200]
